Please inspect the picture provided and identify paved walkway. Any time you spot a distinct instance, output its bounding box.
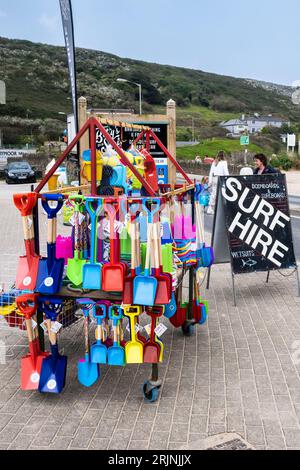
[1,182,300,450]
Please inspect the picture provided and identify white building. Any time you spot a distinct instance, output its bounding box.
[220,114,290,136]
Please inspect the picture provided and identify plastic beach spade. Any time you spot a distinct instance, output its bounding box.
[38,297,67,394]
[77,299,100,387]
[102,200,125,292]
[36,194,64,294]
[66,196,87,286]
[143,306,163,363]
[90,303,107,364]
[124,306,143,364]
[133,200,159,306]
[13,192,40,290]
[16,294,48,390]
[108,305,125,366]
[82,198,103,290]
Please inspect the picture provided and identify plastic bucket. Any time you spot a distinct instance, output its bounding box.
[56,236,73,265]
[48,174,59,191]
[82,160,103,182]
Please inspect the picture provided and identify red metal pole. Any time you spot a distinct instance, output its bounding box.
[90,122,97,196]
[146,130,150,152]
[148,129,193,185]
[133,129,145,147]
[35,119,91,193]
[91,118,156,196]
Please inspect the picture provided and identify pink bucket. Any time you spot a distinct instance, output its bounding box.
[56,236,73,265]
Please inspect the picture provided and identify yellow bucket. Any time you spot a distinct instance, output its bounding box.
[82,155,103,182]
[0,302,17,316]
[132,167,145,189]
[48,174,59,191]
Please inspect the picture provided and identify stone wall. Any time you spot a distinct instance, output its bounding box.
[178,160,247,176]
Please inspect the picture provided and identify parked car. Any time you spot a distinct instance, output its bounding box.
[4,161,36,184]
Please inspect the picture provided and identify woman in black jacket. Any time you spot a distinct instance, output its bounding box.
[253,153,279,174]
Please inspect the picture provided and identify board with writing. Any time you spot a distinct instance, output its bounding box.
[215,174,296,274]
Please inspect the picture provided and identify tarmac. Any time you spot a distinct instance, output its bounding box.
[0,178,300,450]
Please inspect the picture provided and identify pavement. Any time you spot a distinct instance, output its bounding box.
[1,181,300,450]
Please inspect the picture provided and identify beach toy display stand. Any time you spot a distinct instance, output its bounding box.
[3,117,213,402]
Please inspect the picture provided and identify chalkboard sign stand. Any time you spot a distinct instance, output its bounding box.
[206,175,300,307]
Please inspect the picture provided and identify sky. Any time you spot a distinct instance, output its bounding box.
[0,0,299,86]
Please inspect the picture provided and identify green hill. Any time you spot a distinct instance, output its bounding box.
[0,36,299,147]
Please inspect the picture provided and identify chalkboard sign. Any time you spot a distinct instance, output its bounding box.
[216,174,296,274]
[95,122,168,156]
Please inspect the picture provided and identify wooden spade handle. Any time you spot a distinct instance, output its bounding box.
[25,318,34,343]
[47,218,54,244]
[144,222,152,271]
[47,319,57,346]
[135,217,141,268]
[130,220,137,271]
[21,216,32,241]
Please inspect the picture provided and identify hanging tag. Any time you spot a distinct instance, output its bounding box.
[154,323,167,337]
[102,325,108,341]
[40,321,48,333]
[50,321,63,334]
[191,242,197,252]
[126,323,143,334]
[27,217,33,229]
[135,323,143,334]
[144,324,152,336]
[78,213,85,225]
[31,319,37,330]
[69,214,75,226]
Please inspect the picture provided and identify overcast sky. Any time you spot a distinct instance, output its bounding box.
[0,0,299,85]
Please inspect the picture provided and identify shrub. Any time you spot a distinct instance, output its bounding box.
[270,155,292,171]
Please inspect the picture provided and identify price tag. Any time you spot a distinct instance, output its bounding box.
[31,319,37,330]
[144,324,151,336]
[27,217,33,229]
[102,325,108,341]
[40,321,48,333]
[126,323,143,334]
[154,323,167,337]
[191,242,197,252]
[50,321,63,334]
[69,214,75,226]
[78,213,85,225]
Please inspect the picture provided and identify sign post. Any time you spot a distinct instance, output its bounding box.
[240,135,250,165]
[207,174,299,306]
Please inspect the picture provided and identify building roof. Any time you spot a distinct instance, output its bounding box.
[220,119,245,127]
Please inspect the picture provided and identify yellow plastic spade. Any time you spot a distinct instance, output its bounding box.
[124,306,143,364]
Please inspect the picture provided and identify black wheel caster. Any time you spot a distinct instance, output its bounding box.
[181,321,195,336]
[142,380,161,402]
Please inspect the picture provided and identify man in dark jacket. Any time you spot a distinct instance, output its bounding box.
[253,153,279,174]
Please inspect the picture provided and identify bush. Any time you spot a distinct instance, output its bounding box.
[270,155,292,171]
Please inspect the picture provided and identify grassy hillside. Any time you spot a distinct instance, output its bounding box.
[177,138,264,159]
[0,36,299,147]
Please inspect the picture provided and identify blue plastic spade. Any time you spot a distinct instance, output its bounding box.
[77,299,100,387]
[82,198,103,290]
[90,303,107,364]
[36,195,64,294]
[107,305,125,366]
[164,292,177,318]
[38,297,67,394]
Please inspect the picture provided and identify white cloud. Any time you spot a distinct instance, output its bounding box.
[38,14,59,32]
[0,10,7,18]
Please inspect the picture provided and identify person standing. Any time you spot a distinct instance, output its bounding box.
[253,153,278,174]
[207,151,229,215]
